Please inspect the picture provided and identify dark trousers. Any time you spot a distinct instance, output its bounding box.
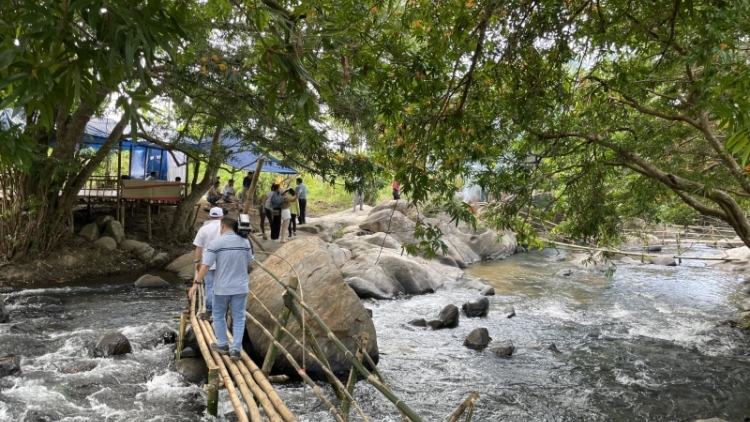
[270,208,281,240]
[289,214,297,236]
[393,190,400,200]
[259,206,272,234]
[298,198,307,223]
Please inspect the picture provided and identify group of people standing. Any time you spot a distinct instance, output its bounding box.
[258,177,307,243]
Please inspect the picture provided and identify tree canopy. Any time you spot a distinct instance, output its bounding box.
[2,0,750,261]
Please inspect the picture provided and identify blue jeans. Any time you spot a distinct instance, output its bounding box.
[204,270,215,313]
[212,293,248,352]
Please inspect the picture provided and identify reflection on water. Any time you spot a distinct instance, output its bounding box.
[2,251,750,421]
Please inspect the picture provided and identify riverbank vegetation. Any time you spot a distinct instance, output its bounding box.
[1,0,749,263]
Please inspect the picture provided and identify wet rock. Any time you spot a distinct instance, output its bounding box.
[25,296,61,306]
[408,318,427,327]
[95,215,115,231]
[427,304,459,329]
[247,237,378,378]
[741,284,750,295]
[738,298,750,311]
[645,245,662,252]
[464,328,491,350]
[166,252,196,280]
[619,256,644,265]
[548,343,560,353]
[223,411,240,422]
[78,223,100,242]
[480,286,495,296]
[134,274,170,288]
[176,357,208,384]
[0,354,21,377]
[103,220,125,244]
[121,239,155,262]
[184,326,200,352]
[462,298,489,317]
[365,308,373,318]
[556,269,573,277]
[62,361,98,374]
[0,295,7,323]
[41,304,63,314]
[179,347,198,358]
[649,255,677,266]
[345,277,392,300]
[93,331,132,357]
[92,236,117,252]
[464,278,490,293]
[141,326,178,349]
[490,340,515,358]
[505,305,516,318]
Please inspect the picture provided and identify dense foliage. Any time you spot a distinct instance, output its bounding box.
[2,0,750,261]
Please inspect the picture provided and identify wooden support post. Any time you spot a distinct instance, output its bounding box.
[342,332,369,421]
[146,202,152,241]
[676,233,682,265]
[284,292,345,400]
[262,276,299,375]
[242,157,265,213]
[206,366,219,417]
[176,312,187,362]
[120,203,126,229]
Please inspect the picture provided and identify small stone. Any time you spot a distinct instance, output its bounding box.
[408,318,427,327]
[0,354,21,377]
[41,304,63,313]
[0,295,8,323]
[464,328,491,350]
[179,347,198,358]
[490,340,515,358]
[505,305,516,318]
[480,286,495,296]
[103,220,125,244]
[25,296,62,306]
[556,269,573,277]
[548,343,560,353]
[365,308,373,318]
[151,252,169,265]
[92,237,117,252]
[462,297,489,318]
[78,223,100,242]
[134,274,170,288]
[93,332,132,357]
[427,304,459,329]
[121,239,155,262]
[649,255,677,266]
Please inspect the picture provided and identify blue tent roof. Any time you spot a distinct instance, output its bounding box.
[218,136,298,174]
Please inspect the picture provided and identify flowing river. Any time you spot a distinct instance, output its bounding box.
[1,247,750,421]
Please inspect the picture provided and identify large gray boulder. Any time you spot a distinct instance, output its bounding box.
[121,239,155,262]
[166,252,196,280]
[176,357,208,385]
[340,249,441,297]
[369,199,410,216]
[103,220,125,244]
[359,209,416,241]
[462,297,490,317]
[134,274,170,288]
[78,223,100,242]
[95,215,115,231]
[247,237,378,378]
[0,354,20,377]
[0,295,7,323]
[93,331,132,357]
[92,236,117,252]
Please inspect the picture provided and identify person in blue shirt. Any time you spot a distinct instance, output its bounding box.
[189,216,254,361]
[295,178,307,224]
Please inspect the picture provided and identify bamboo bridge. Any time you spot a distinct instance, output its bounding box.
[175,260,480,422]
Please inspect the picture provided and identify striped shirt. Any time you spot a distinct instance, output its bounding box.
[202,232,254,295]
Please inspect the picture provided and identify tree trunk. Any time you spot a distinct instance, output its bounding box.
[169,125,224,238]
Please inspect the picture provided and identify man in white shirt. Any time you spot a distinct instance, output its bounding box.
[222,180,237,203]
[193,207,224,320]
[145,171,157,181]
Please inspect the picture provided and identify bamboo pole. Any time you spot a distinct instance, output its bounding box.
[192,305,250,422]
[176,312,187,362]
[237,346,298,422]
[198,319,262,422]
[262,277,299,375]
[255,261,425,422]
[244,311,346,422]
[446,392,479,422]
[245,297,369,422]
[342,332,368,421]
[283,293,345,400]
[146,202,152,241]
[207,367,219,417]
[268,375,288,383]
[540,238,740,261]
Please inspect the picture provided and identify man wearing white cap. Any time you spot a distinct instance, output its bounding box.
[192,207,224,320]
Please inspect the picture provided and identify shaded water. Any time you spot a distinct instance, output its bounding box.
[2,248,750,421]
